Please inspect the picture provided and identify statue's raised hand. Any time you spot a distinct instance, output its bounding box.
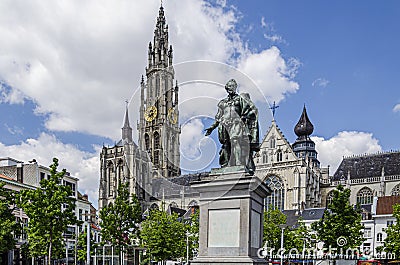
[204,127,214,136]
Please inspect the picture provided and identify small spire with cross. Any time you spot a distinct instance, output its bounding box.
[269,101,279,119]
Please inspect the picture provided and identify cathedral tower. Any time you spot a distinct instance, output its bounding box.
[138,5,180,178]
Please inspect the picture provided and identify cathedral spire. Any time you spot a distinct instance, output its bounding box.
[122,101,133,143]
[294,104,314,140]
[147,3,171,72]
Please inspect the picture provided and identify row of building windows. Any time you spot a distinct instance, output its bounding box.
[264,175,400,212]
[261,150,284,164]
[326,184,400,206]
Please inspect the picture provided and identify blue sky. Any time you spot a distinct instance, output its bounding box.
[0,0,399,205]
[232,0,400,146]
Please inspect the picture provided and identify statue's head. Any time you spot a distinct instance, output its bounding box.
[225,79,237,95]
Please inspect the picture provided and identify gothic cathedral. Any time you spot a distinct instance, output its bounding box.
[138,5,180,179]
[98,5,180,211]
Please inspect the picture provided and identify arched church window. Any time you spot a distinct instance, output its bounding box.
[156,75,160,97]
[145,134,150,150]
[326,190,335,206]
[107,161,114,197]
[270,137,276,148]
[276,150,283,162]
[264,175,285,211]
[357,187,373,205]
[117,159,124,181]
[154,150,159,165]
[391,184,400,196]
[154,132,160,149]
[262,151,268,164]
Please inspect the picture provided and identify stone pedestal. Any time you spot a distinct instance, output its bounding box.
[190,168,270,265]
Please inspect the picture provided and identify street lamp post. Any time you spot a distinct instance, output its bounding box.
[65,239,69,265]
[82,212,96,265]
[279,224,286,265]
[87,221,90,265]
[302,238,306,265]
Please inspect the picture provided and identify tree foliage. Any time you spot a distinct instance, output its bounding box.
[263,207,287,250]
[0,182,21,262]
[263,208,315,252]
[99,181,141,251]
[383,203,400,257]
[140,204,187,262]
[311,185,363,250]
[17,158,78,264]
[187,208,199,259]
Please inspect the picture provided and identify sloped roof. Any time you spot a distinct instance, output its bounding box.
[151,172,208,198]
[333,151,400,180]
[376,196,400,215]
[283,208,326,228]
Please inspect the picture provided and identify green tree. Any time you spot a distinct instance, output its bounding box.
[140,204,187,262]
[17,158,78,265]
[263,208,314,252]
[289,218,317,252]
[187,208,199,259]
[312,185,364,250]
[76,226,97,262]
[0,182,21,263]
[263,207,287,251]
[383,203,400,257]
[99,181,141,251]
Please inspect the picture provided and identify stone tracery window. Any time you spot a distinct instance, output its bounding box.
[265,175,285,211]
[357,187,373,205]
[270,137,276,148]
[262,151,268,164]
[154,132,160,149]
[391,184,400,196]
[276,150,283,162]
[145,133,150,150]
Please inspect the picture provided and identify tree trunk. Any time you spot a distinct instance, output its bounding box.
[48,231,52,265]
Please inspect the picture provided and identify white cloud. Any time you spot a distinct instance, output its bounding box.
[0,0,299,142]
[312,131,382,173]
[393,103,400,112]
[312,78,329,88]
[260,17,286,44]
[180,118,218,173]
[0,0,302,201]
[237,47,300,103]
[0,133,100,207]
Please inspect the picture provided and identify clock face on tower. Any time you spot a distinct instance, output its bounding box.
[144,105,157,122]
[167,107,178,124]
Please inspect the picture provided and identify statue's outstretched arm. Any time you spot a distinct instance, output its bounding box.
[205,121,219,136]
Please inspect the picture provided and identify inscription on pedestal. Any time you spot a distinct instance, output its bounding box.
[208,209,240,247]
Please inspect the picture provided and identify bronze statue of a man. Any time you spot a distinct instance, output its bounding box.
[205,79,260,175]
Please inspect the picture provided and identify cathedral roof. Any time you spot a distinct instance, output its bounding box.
[333,151,400,180]
[294,105,314,139]
[151,172,209,198]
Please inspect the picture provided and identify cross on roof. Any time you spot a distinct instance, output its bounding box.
[270,101,279,118]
